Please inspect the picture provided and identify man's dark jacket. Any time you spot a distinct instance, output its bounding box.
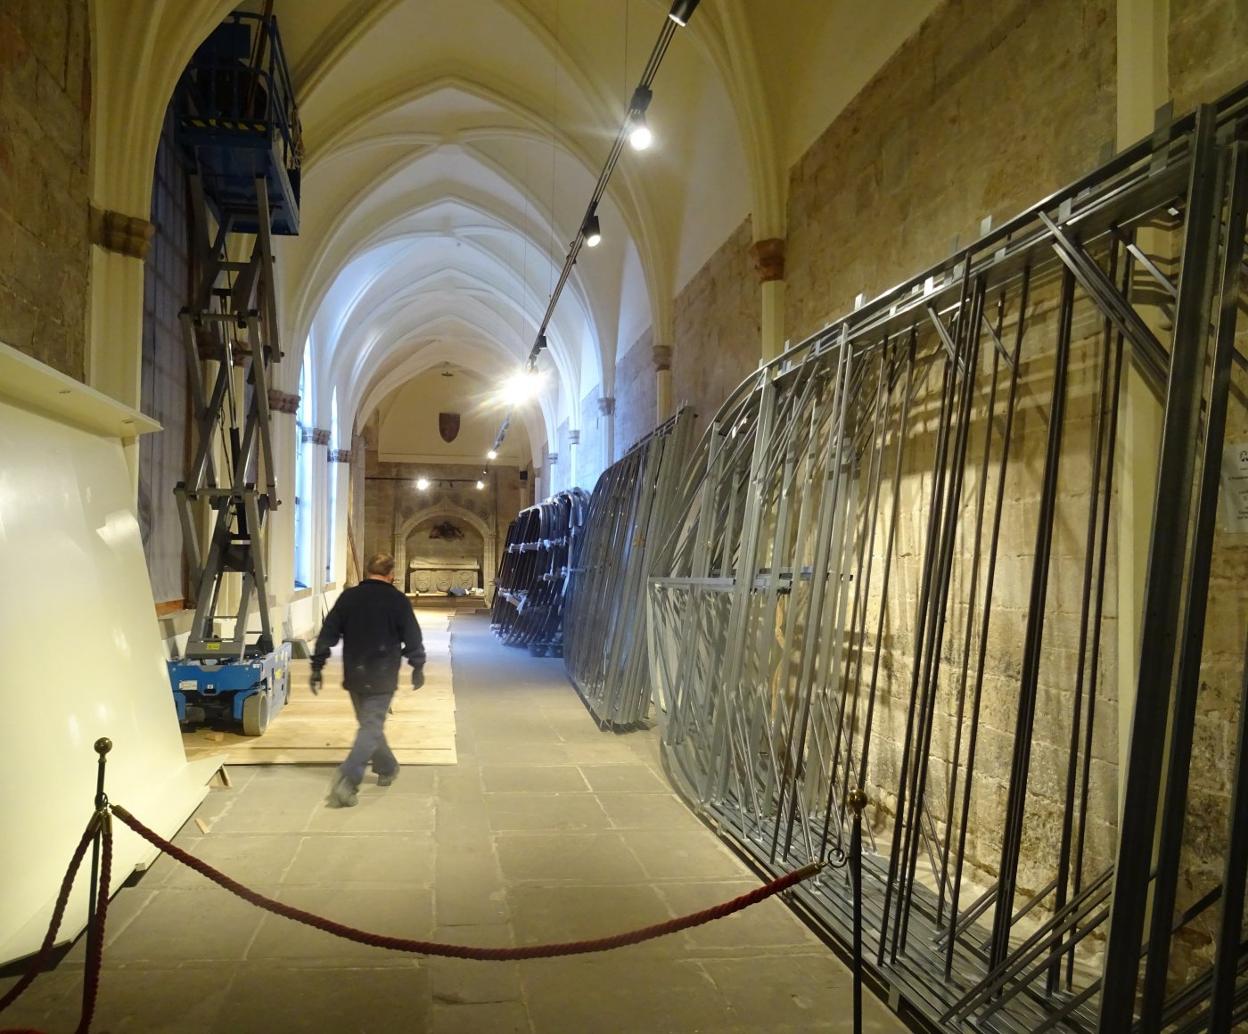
[311,579,425,695]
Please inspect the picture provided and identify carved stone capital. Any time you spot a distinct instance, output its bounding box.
[652,345,672,372]
[307,427,331,446]
[328,448,351,463]
[547,453,559,465]
[267,389,300,415]
[89,205,155,260]
[567,429,581,446]
[750,237,786,283]
[597,396,616,416]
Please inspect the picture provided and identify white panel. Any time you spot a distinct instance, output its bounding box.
[0,397,213,964]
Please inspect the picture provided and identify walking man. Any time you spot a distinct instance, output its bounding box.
[310,552,426,807]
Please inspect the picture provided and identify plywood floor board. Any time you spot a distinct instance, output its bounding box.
[182,608,458,766]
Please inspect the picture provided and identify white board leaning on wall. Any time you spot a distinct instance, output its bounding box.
[0,342,218,965]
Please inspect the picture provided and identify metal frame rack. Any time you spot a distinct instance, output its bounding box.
[166,11,300,736]
[491,488,590,657]
[644,91,1248,1032]
[563,410,694,727]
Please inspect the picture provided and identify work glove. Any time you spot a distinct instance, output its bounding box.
[310,669,323,696]
[411,666,425,691]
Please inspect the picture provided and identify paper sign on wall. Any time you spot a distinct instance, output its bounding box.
[1222,440,1248,533]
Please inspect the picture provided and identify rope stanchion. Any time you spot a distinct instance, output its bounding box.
[111,803,821,961]
[2,738,829,1034]
[74,812,111,1034]
[0,814,99,1016]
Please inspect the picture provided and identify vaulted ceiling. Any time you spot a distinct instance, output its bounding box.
[95,0,938,467]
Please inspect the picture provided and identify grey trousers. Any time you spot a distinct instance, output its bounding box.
[341,691,398,787]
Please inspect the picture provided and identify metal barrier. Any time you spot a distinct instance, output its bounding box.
[490,489,589,656]
[563,410,695,727]
[646,93,1248,1032]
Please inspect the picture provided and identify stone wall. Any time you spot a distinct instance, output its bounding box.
[614,327,656,455]
[1169,0,1248,115]
[0,0,91,379]
[671,217,760,439]
[785,0,1116,345]
[577,390,606,491]
[362,449,526,598]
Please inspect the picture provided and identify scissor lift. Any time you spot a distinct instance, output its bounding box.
[166,10,302,736]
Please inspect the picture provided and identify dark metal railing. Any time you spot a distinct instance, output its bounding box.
[491,488,590,657]
[642,92,1248,1033]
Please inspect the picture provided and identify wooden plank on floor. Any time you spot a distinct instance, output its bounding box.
[180,608,459,766]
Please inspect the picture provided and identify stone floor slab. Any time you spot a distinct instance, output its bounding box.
[214,962,430,1033]
[481,764,589,793]
[284,832,436,886]
[578,763,672,793]
[495,833,649,884]
[247,885,434,962]
[484,793,611,833]
[597,793,707,831]
[521,956,735,1034]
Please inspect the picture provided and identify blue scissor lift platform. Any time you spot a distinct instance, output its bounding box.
[166,9,301,736]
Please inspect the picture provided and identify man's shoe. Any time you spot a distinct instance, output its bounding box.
[327,774,358,808]
[377,767,400,788]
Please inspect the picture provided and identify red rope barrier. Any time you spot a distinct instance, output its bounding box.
[74,814,112,1034]
[111,804,821,961]
[0,814,99,1016]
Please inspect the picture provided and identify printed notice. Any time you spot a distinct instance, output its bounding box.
[1223,440,1248,533]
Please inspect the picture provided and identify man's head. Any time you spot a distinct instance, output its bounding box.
[365,553,396,582]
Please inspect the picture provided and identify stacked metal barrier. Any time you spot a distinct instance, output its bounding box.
[563,410,694,727]
[491,488,589,656]
[647,95,1248,1032]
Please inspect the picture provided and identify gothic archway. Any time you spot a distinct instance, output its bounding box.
[393,503,496,600]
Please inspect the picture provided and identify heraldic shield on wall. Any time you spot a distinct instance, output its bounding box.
[438,412,460,443]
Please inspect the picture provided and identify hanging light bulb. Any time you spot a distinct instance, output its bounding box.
[416,477,430,491]
[583,210,602,247]
[475,479,485,491]
[628,86,654,151]
[487,449,498,460]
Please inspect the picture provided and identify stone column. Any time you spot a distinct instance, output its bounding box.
[310,426,331,610]
[653,344,673,423]
[88,207,155,494]
[328,448,351,587]
[567,428,581,488]
[598,395,616,467]
[751,237,787,363]
[267,388,300,624]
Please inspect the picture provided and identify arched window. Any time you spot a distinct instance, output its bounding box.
[325,389,338,582]
[294,346,313,589]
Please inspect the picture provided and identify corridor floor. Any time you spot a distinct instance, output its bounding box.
[1,614,904,1033]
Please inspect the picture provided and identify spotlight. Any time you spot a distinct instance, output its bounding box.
[667,0,700,26]
[475,480,485,490]
[583,211,602,247]
[416,477,430,491]
[628,116,652,152]
[628,86,653,151]
[487,449,498,460]
[497,368,545,406]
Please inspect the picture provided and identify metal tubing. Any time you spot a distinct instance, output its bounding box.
[1099,106,1223,1031]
